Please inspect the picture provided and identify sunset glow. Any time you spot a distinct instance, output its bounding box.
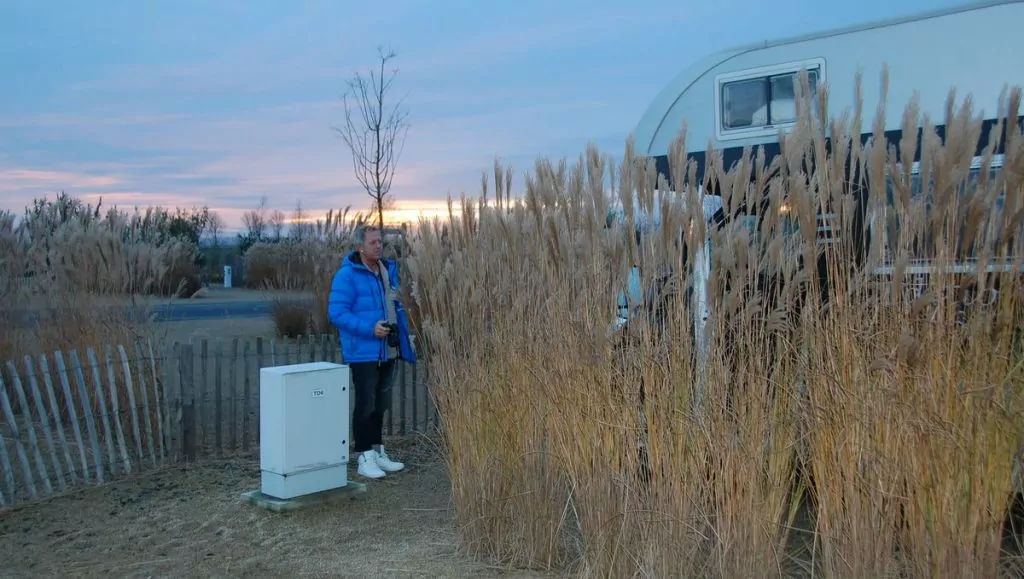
[3,0,943,233]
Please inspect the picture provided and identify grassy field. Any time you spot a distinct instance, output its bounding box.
[159,317,276,346]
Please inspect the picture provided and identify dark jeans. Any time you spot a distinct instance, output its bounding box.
[350,360,396,453]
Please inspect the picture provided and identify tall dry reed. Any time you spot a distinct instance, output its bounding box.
[0,196,180,421]
[409,68,1023,577]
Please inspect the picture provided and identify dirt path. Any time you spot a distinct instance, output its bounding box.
[0,438,558,579]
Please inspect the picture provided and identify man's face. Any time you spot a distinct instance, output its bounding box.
[360,229,383,261]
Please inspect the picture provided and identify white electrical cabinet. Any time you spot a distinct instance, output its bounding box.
[259,362,350,499]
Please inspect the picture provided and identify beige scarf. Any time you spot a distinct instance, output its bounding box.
[377,260,400,360]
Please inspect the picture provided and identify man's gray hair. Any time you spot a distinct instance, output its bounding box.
[352,223,381,246]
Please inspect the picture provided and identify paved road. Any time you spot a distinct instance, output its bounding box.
[5,299,301,327]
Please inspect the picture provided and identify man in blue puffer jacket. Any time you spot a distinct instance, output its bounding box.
[328,224,417,480]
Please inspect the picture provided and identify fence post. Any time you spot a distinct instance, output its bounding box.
[214,339,223,456]
[400,362,407,436]
[242,340,253,453]
[228,338,239,454]
[178,343,197,461]
[411,363,418,434]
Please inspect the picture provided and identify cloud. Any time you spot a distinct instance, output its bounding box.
[6,0,796,228]
[0,169,119,189]
[0,81,625,225]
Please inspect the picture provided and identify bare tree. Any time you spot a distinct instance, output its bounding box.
[241,195,269,240]
[289,200,315,241]
[269,209,287,241]
[334,47,410,228]
[207,211,225,246]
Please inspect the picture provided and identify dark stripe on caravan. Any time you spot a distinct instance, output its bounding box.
[649,116,1021,191]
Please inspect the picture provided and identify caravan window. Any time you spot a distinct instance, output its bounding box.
[720,67,819,131]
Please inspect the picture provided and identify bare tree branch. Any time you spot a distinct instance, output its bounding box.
[333,46,410,228]
[269,209,286,241]
[207,211,225,246]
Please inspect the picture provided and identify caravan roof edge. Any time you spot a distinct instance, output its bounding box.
[729,0,1018,54]
[632,0,1022,156]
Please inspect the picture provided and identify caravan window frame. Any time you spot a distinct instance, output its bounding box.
[714,58,826,142]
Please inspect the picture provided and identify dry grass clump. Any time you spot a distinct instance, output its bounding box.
[9,195,202,298]
[0,195,184,422]
[270,298,314,338]
[408,69,1024,577]
[244,240,322,290]
[244,207,362,291]
[244,206,415,290]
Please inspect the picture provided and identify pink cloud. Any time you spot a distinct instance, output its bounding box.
[0,169,119,188]
[0,61,620,228]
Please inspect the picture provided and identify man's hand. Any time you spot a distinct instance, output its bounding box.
[373,321,390,338]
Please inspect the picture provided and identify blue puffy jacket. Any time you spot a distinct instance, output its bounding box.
[327,251,417,364]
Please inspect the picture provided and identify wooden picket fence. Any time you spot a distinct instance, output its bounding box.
[0,334,435,510]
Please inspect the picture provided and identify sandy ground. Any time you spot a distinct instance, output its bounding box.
[0,437,559,579]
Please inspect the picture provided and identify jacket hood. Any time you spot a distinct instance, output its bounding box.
[343,250,370,271]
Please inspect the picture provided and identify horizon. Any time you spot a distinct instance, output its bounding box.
[2,0,965,230]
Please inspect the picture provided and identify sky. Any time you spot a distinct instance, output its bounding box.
[1,0,968,231]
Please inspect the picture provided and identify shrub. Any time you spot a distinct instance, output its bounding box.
[0,195,196,426]
[242,206,413,291]
[271,298,313,339]
[3,195,204,298]
[408,70,1024,577]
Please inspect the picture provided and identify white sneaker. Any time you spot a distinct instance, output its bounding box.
[375,446,405,473]
[357,450,386,479]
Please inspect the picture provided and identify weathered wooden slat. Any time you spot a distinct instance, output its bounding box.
[171,341,182,461]
[307,335,316,363]
[5,361,53,495]
[228,338,238,453]
[22,357,66,491]
[67,350,103,483]
[117,345,145,468]
[0,374,37,500]
[0,383,22,502]
[256,338,267,448]
[269,337,277,366]
[85,347,117,476]
[53,352,89,484]
[102,346,133,475]
[386,361,395,437]
[427,363,437,431]
[0,431,13,507]
[283,336,291,365]
[399,362,407,436]
[319,334,329,364]
[241,340,252,453]
[214,340,223,454]
[412,363,418,435]
[178,343,197,461]
[327,334,337,363]
[199,339,209,453]
[132,342,157,468]
[38,354,78,485]
[154,339,170,462]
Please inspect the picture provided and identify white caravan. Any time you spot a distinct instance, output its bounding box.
[633,0,1023,186]
[613,0,1024,327]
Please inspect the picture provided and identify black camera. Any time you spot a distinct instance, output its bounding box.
[384,322,400,347]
